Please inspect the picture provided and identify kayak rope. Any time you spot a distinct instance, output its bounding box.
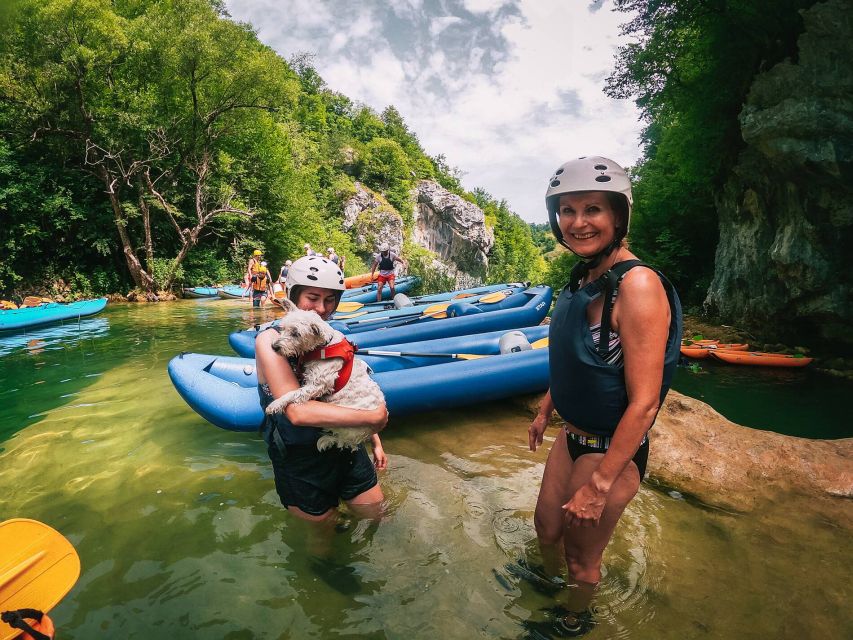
[2,609,53,640]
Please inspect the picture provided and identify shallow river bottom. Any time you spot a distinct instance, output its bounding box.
[0,301,850,639]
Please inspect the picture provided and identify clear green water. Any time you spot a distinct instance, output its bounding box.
[1,301,850,639]
[672,358,853,440]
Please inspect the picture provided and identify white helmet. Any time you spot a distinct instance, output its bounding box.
[285,256,345,301]
[260,261,268,267]
[285,260,292,266]
[378,242,390,252]
[545,156,633,251]
[304,243,311,249]
[327,247,335,253]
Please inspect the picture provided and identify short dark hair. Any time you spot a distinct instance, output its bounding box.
[604,191,630,245]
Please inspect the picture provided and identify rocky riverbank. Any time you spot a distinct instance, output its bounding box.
[516,391,853,527]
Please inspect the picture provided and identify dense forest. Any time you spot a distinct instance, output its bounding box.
[606,0,818,308]
[2,0,835,326]
[0,0,545,299]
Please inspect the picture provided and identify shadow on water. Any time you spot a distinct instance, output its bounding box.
[0,299,850,639]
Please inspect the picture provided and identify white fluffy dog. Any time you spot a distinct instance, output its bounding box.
[264,299,385,452]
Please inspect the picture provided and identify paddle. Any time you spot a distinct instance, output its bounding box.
[0,519,81,640]
[357,336,550,361]
[336,289,487,314]
[344,290,513,326]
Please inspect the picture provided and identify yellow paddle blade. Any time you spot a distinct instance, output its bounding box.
[0,519,80,638]
[451,292,476,299]
[422,302,451,319]
[336,301,364,313]
[478,290,511,304]
[531,337,549,349]
[457,353,488,360]
[334,310,369,320]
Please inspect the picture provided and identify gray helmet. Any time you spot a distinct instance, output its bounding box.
[545,156,633,252]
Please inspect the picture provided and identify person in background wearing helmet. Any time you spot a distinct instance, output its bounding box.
[525,157,682,636]
[255,256,389,529]
[245,249,263,288]
[304,243,317,257]
[250,261,272,307]
[370,242,407,302]
[326,247,339,265]
[279,259,292,285]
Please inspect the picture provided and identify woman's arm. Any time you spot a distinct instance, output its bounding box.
[564,268,670,523]
[528,388,554,452]
[256,331,388,432]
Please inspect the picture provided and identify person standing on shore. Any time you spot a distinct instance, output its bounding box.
[369,243,406,302]
[526,156,682,636]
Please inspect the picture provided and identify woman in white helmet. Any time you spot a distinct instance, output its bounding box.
[525,157,682,635]
[255,256,388,525]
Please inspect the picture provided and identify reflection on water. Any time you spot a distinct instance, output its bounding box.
[0,300,850,639]
[0,317,110,357]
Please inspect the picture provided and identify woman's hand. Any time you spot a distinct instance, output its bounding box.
[528,414,549,452]
[372,442,387,470]
[563,482,608,527]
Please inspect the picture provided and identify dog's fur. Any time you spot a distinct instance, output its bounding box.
[264,299,385,452]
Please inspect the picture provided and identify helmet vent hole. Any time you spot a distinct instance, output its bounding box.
[555,168,564,175]
[595,175,611,183]
[306,274,318,281]
[550,180,561,188]
[594,164,608,170]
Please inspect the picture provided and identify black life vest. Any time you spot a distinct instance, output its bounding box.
[378,252,394,271]
[548,260,682,437]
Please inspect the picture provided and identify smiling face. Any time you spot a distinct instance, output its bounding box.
[556,191,619,258]
[294,285,339,320]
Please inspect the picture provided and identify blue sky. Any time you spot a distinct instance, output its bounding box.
[225,0,642,223]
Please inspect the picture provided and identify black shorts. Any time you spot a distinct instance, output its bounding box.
[267,441,378,516]
[566,433,649,479]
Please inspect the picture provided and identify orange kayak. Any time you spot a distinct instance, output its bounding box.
[680,346,710,359]
[344,273,378,288]
[709,351,813,367]
[683,339,718,346]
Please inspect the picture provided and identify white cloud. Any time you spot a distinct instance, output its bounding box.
[225,0,641,222]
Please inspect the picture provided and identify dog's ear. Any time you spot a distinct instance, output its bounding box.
[311,324,323,336]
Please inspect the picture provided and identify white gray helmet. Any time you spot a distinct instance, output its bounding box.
[327,247,335,253]
[285,255,345,302]
[545,156,633,250]
[284,260,292,266]
[379,242,390,252]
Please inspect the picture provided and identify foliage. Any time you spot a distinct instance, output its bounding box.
[0,0,547,298]
[606,0,813,305]
[543,251,578,293]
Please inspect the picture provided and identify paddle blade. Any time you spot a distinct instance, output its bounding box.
[0,519,80,639]
[457,353,488,360]
[451,292,476,299]
[478,290,511,304]
[335,301,364,313]
[422,302,451,319]
[334,310,369,320]
[531,337,549,349]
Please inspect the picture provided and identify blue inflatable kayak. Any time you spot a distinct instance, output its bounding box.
[168,326,550,431]
[229,285,553,358]
[183,287,220,298]
[340,276,419,303]
[217,285,248,299]
[0,298,108,333]
[332,284,528,322]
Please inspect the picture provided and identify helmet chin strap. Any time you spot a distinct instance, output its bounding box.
[567,239,622,292]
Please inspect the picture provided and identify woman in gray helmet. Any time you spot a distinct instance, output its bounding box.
[525,157,682,635]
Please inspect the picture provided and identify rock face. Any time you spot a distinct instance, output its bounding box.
[704,0,853,353]
[516,390,853,514]
[649,391,852,512]
[413,180,495,283]
[341,183,404,258]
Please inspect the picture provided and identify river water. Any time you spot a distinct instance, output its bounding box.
[1,300,850,639]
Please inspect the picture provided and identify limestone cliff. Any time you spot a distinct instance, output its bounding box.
[705,0,853,352]
[340,180,495,284]
[413,180,495,283]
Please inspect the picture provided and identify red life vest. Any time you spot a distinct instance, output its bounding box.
[302,338,357,393]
